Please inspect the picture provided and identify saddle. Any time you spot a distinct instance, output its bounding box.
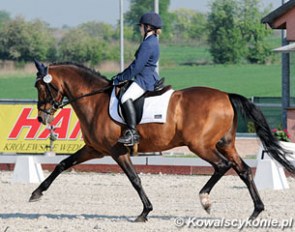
[115,79,172,124]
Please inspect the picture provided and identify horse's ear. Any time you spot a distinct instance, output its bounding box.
[34,58,42,71]
[34,58,47,76]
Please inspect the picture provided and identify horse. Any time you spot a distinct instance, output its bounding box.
[30,60,295,222]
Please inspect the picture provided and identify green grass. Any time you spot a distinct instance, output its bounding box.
[161,64,281,97]
[161,44,212,65]
[0,73,37,99]
[0,63,281,99]
[0,42,283,99]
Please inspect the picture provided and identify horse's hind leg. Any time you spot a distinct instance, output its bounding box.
[29,145,101,202]
[113,153,153,222]
[232,155,264,220]
[189,145,232,214]
[199,159,232,214]
[218,145,264,220]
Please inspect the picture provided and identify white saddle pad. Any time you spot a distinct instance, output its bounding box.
[109,88,174,124]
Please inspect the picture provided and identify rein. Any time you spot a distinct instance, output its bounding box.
[36,76,112,114]
[58,84,112,108]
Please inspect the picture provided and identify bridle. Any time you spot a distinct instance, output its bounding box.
[35,68,113,116]
[35,70,62,116]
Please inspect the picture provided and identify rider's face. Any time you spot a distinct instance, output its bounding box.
[139,24,145,37]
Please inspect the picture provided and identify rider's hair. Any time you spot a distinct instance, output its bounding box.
[144,24,161,36]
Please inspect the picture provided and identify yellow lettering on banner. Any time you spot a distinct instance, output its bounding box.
[0,104,84,154]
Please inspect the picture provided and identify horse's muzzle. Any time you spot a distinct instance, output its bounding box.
[37,116,43,123]
[37,112,54,125]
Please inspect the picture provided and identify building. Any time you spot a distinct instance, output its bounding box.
[261,0,295,141]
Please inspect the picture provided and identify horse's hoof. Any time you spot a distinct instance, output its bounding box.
[134,216,147,222]
[199,193,212,214]
[249,207,264,220]
[29,192,43,202]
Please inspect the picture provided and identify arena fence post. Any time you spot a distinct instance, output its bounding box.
[12,155,45,184]
[254,146,289,190]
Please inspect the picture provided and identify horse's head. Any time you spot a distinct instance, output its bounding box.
[34,59,64,125]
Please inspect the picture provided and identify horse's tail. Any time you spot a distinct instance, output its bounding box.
[229,93,295,175]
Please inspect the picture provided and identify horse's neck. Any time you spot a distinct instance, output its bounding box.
[61,71,109,100]
[60,70,110,125]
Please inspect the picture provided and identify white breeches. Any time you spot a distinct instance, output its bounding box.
[121,82,146,103]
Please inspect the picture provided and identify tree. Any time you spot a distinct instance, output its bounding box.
[0,17,56,61]
[207,0,273,64]
[124,0,171,41]
[78,21,116,41]
[0,10,10,29]
[238,0,272,64]
[171,9,207,43]
[208,0,244,64]
[58,28,107,66]
[29,20,57,61]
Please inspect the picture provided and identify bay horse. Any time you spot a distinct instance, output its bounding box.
[30,60,295,222]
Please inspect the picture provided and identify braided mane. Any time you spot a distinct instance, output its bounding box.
[49,62,110,82]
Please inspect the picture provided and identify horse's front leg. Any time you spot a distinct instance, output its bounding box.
[113,153,153,222]
[29,145,101,202]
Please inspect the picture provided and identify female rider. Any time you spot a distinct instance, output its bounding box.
[113,12,162,146]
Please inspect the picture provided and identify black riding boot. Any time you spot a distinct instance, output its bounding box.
[118,99,140,145]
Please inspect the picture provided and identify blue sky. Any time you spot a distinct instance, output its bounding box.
[0,0,281,28]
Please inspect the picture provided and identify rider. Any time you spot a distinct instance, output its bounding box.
[113,12,162,146]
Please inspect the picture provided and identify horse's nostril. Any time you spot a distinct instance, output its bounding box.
[37,116,43,123]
